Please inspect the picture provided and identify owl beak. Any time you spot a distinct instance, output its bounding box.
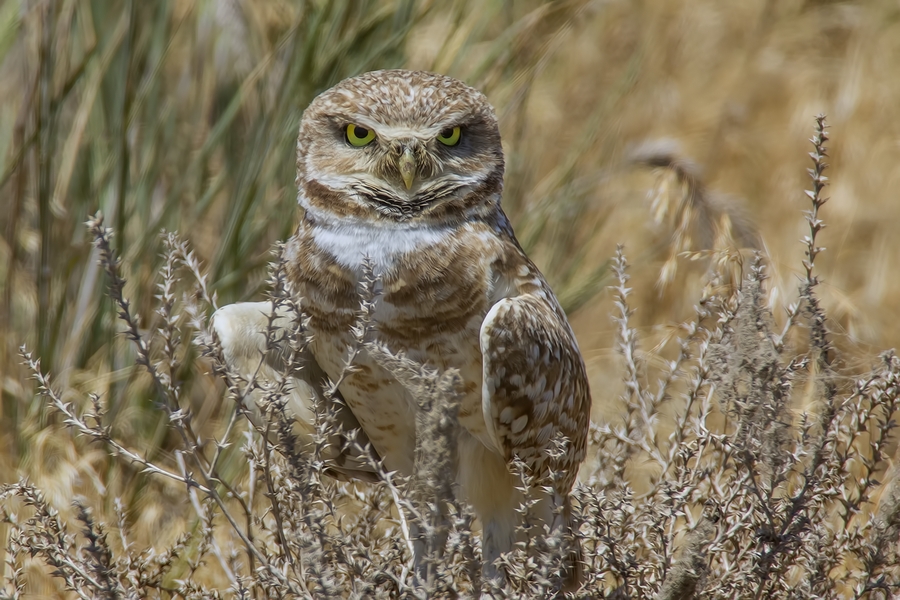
[398,146,416,190]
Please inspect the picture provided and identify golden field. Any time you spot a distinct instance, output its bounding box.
[1,1,899,597]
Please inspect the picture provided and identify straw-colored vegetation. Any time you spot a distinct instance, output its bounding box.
[2,0,900,597]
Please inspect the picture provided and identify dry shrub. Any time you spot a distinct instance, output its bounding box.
[3,117,899,599]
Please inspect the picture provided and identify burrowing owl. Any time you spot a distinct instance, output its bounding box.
[214,69,591,581]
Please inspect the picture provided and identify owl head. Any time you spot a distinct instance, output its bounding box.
[296,70,504,225]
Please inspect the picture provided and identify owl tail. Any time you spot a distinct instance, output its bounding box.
[560,495,585,593]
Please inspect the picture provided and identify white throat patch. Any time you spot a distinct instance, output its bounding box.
[309,218,455,273]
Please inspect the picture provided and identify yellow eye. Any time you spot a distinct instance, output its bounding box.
[346,124,376,147]
[437,126,461,146]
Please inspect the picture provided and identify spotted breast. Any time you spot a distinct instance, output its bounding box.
[284,210,544,473]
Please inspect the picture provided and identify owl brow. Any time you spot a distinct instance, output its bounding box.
[434,115,476,130]
[326,114,379,132]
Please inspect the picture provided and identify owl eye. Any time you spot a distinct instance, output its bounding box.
[437,126,461,146]
[346,124,376,147]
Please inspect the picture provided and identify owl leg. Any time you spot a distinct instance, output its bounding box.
[457,433,521,583]
[457,433,583,590]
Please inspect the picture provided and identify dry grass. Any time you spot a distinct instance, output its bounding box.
[2,0,900,598]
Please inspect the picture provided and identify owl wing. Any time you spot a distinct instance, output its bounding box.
[480,294,591,493]
[212,302,380,481]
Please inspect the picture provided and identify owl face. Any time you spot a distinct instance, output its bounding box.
[297,70,505,225]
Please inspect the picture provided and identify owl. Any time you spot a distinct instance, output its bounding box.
[213,69,591,584]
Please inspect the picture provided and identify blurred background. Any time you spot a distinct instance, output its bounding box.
[1,0,899,586]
